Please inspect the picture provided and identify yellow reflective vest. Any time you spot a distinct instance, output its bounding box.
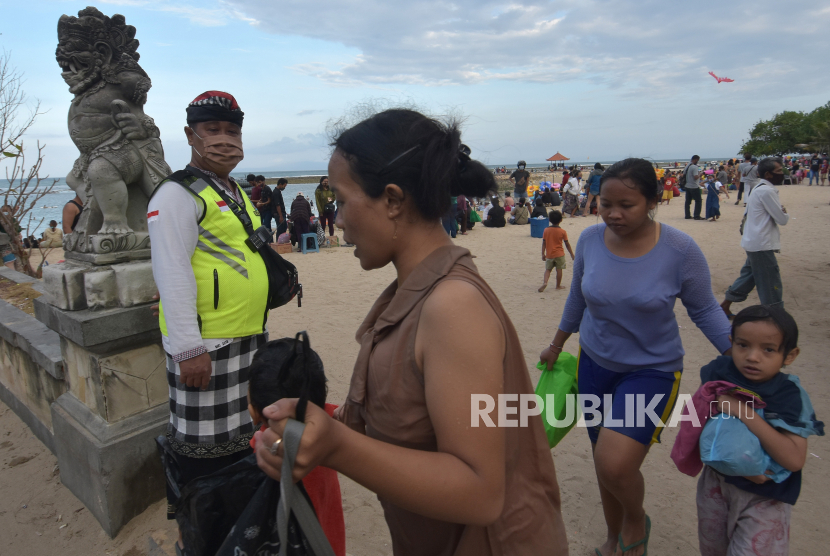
[159,174,269,339]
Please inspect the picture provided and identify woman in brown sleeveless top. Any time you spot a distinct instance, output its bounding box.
[255,109,568,556]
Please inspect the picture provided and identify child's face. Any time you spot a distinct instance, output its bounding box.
[731,320,799,383]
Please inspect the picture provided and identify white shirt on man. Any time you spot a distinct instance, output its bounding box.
[741,180,789,252]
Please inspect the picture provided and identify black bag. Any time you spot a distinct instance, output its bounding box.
[323,202,336,213]
[165,168,302,309]
[678,164,690,189]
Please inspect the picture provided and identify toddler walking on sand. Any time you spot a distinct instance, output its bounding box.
[538,210,574,292]
[694,306,823,556]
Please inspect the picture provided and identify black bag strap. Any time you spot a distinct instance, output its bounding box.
[185,166,258,240]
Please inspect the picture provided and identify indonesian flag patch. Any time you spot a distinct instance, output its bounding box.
[147,210,159,223]
[216,200,230,212]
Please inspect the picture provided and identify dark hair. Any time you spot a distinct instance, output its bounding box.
[549,210,563,224]
[256,175,265,182]
[247,174,256,182]
[49,220,57,227]
[691,155,700,162]
[319,175,329,186]
[247,338,327,418]
[534,198,544,207]
[277,178,288,186]
[744,152,752,160]
[594,162,603,170]
[505,192,512,197]
[599,157,661,203]
[519,197,526,204]
[719,165,725,171]
[330,109,496,220]
[731,305,798,357]
[492,197,501,207]
[758,157,781,178]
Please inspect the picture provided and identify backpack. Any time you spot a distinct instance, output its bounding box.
[678,164,690,188]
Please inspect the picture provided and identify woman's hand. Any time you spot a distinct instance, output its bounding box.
[539,346,561,371]
[255,398,342,482]
[744,474,772,484]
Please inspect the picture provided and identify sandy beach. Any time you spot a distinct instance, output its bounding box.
[2,183,828,556]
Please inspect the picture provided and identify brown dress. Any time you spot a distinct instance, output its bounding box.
[341,245,568,556]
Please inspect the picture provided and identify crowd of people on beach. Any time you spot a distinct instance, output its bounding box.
[2,88,825,556]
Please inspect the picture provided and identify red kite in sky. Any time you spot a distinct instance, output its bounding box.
[709,71,734,83]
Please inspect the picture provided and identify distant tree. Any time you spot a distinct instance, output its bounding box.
[740,101,830,156]
[0,51,58,277]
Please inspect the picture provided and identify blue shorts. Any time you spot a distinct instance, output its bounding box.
[2,253,15,264]
[577,349,682,446]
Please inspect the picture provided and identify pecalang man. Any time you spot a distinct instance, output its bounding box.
[147,91,269,540]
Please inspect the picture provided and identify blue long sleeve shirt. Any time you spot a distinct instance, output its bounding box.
[559,223,731,373]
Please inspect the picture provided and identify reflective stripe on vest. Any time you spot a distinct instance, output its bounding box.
[159,175,269,339]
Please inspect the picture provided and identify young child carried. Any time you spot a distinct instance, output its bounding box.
[248,337,346,556]
[538,210,574,292]
[690,306,823,555]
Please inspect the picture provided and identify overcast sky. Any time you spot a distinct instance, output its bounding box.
[3,0,828,176]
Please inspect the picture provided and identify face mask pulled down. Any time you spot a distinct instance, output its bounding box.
[190,129,244,175]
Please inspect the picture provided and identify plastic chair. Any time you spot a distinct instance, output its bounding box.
[301,233,319,254]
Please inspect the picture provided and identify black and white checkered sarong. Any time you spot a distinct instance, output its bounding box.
[166,333,267,458]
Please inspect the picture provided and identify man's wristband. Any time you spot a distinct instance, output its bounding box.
[549,342,563,352]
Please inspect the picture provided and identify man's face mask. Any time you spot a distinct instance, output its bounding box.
[190,128,244,174]
[767,170,785,186]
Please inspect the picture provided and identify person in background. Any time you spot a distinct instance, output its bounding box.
[510,160,530,201]
[540,158,732,556]
[147,91,269,554]
[481,197,493,221]
[503,192,514,211]
[273,178,288,236]
[582,163,604,217]
[541,187,553,206]
[705,173,729,221]
[820,158,828,186]
[40,220,64,248]
[561,170,582,217]
[684,155,703,220]
[745,158,760,197]
[62,194,84,234]
[510,197,530,225]
[483,197,506,228]
[248,173,261,203]
[538,210,574,292]
[315,176,336,236]
[531,198,548,219]
[255,175,274,232]
[456,193,470,235]
[808,153,821,186]
[716,165,728,189]
[290,191,312,251]
[721,157,789,314]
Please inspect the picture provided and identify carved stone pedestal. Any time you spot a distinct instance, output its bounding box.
[34,297,168,537]
[42,259,157,311]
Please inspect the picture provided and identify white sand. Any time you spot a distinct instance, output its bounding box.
[2,184,829,555]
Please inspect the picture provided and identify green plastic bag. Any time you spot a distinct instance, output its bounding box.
[470,210,482,223]
[534,352,580,448]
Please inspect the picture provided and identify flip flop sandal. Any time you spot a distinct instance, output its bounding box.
[617,514,651,556]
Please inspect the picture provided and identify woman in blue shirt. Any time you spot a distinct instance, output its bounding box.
[540,158,732,556]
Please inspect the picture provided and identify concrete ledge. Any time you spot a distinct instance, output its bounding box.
[34,297,160,351]
[0,299,63,379]
[51,393,168,538]
[0,378,56,453]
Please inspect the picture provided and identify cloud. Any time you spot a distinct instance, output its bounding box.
[297,109,323,116]
[100,0,260,27]
[224,0,830,96]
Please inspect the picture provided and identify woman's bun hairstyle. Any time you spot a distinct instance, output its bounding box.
[331,108,496,220]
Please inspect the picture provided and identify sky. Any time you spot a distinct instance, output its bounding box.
[2,0,829,177]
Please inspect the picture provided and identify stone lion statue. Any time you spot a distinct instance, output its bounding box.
[57,6,171,258]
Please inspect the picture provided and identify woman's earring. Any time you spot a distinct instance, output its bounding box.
[392,219,398,240]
